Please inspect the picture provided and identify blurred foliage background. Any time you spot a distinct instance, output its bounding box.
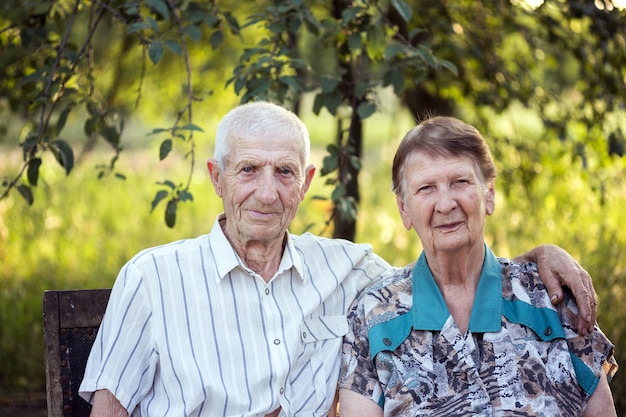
[0,0,625,414]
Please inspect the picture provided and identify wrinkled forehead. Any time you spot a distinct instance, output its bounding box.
[403,151,485,182]
[226,133,306,165]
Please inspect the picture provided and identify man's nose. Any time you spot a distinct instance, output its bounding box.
[256,170,279,203]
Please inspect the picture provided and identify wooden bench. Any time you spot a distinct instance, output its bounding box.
[43,289,111,417]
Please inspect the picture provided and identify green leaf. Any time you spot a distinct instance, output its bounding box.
[156,180,177,189]
[324,91,342,115]
[56,106,72,135]
[27,158,42,186]
[183,25,202,42]
[179,123,205,132]
[210,30,224,50]
[331,184,347,202]
[149,41,164,64]
[391,0,412,22]
[165,199,177,227]
[279,75,304,92]
[223,11,240,35]
[147,128,171,135]
[151,190,169,212]
[384,42,406,59]
[51,139,74,175]
[303,14,321,34]
[17,184,34,206]
[244,79,272,101]
[313,93,324,115]
[100,125,120,146]
[439,59,458,76]
[127,21,151,34]
[349,155,362,171]
[146,16,159,31]
[321,154,339,176]
[179,190,194,202]
[159,139,172,160]
[320,76,338,93]
[348,33,362,50]
[204,15,219,28]
[164,39,182,55]
[145,0,169,20]
[357,101,377,119]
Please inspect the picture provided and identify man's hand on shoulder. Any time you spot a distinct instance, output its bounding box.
[514,244,597,335]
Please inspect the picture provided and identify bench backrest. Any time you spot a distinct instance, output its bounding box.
[43,289,111,417]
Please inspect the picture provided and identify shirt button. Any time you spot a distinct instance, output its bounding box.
[265,288,270,295]
[280,387,284,394]
[274,339,281,345]
[383,337,392,346]
[302,331,307,339]
[544,327,552,336]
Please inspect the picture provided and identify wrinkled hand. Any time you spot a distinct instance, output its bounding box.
[514,244,597,335]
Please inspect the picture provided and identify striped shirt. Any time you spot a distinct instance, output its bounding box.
[340,246,618,416]
[79,214,391,417]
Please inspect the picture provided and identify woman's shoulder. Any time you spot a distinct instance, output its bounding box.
[498,258,556,309]
[353,264,414,322]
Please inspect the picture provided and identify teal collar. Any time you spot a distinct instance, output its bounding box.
[411,244,502,333]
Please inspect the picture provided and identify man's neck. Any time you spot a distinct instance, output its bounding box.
[220,218,287,282]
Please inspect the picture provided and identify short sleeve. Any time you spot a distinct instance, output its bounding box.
[78,261,157,414]
[558,289,618,385]
[339,294,384,407]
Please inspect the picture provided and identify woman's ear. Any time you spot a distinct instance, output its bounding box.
[485,183,495,215]
[396,194,413,230]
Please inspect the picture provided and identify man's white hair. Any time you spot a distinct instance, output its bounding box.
[213,101,311,172]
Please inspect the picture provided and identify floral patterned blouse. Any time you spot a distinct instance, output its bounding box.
[340,245,618,416]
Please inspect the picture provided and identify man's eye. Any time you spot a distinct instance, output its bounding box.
[279,167,293,175]
[241,166,254,173]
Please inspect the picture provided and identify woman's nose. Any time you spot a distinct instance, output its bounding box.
[435,190,458,213]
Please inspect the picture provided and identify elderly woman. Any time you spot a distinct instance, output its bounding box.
[338,117,618,416]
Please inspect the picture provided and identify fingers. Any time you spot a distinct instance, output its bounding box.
[583,269,598,333]
[531,244,597,336]
[563,267,596,336]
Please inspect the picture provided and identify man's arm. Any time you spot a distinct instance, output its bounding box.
[338,388,382,417]
[514,244,598,335]
[89,389,128,417]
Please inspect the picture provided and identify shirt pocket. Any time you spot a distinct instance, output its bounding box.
[285,315,349,415]
[300,315,349,343]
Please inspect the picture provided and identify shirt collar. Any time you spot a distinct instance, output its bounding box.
[411,244,502,332]
[208,214,306,284]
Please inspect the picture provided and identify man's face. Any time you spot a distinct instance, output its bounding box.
[208,133,315,248]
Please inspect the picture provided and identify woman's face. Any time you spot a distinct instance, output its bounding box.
[396,152,495,256]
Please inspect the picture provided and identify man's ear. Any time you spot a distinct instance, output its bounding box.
[300,165,316,200]
[207,159,222,197]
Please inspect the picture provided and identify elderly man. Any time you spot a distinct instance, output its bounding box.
[79,102,597,417]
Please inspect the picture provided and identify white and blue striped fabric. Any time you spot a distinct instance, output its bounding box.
[79,214,391,417]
